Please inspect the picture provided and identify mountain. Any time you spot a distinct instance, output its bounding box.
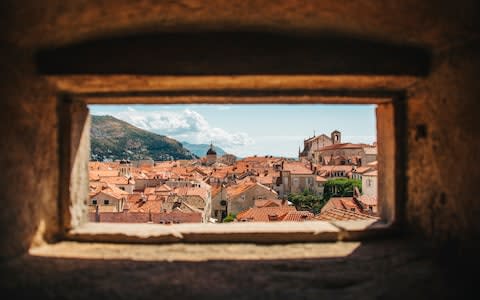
[181,141,227,157]
[90,115,197,161]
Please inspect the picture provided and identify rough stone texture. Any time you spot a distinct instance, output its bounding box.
[406,40,480,248]
[0,47,59,256]
[0,1,479,298]
[1,0,479,49]
[67,101,90,230]
[1,239,477,299]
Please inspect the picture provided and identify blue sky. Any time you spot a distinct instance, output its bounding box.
[89,104,376,157]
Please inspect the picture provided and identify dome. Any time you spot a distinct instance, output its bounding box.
[206,144,217,155]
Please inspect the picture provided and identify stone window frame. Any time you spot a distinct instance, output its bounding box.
[55,88,405,244]
[35,31,426,244]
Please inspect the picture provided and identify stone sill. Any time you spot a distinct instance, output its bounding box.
[65,220,392,244]
[29,240,365,262]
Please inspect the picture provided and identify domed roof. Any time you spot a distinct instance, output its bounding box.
[207,144,217,155]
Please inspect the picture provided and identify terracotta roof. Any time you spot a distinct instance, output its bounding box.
[321,197,363,213]
[315,175,327,182]
[133,171,149,179]
[100,176,135,185]
[236,206,297,222]
[211,185,222,198]
[127,194,164,213]
[315,208,379,221]
[90,184,129,200]
[282,162,313,174]
[173,186,209,201]
[227,182,276,199]
[226,182,257,199]
[89,170,119,177]
[254,199,287,208]
[155,184,172,192]
[319,143,365,151]
[281,211,315,222]
[144,187,156,195]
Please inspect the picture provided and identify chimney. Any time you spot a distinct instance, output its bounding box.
[95,205,100,222]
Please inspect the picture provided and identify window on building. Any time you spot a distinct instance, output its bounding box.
[92,199,97,205]
[103,200,109,205]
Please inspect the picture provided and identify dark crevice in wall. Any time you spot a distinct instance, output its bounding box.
[35,31,431,76]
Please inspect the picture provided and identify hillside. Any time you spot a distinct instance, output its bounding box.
[90,115,197,161]
[181,141,227,157]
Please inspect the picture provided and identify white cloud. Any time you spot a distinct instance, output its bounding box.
[110,108,254,150]
[216,105,232,111]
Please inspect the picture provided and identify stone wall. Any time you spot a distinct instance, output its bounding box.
[0,0,479,260]
[406,40,480,247]
[0,47,59,257]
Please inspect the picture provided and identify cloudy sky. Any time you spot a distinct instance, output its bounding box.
[89,104,376,158]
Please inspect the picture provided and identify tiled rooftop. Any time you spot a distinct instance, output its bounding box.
[315,208,379,221]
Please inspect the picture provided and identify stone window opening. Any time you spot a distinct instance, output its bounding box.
[42,31,411,244]
[55,94,401,244]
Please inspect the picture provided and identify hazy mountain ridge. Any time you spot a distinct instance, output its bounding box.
[181,141,227,157]
[90,115,197,161]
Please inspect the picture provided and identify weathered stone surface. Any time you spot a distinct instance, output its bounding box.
[1,239,475,299]
[0,47,59,256]
[406,40,480,246]
[0,1,479,298]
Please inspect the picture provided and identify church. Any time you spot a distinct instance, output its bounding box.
[299,130,376,166]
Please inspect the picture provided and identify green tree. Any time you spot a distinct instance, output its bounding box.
[323,178,362,202]
[288,189,326,214]
[222,213,236,223]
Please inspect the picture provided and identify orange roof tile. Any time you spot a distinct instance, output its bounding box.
[281,211,315,222]
[315,208,379,221]
[254,199,288,208]
[321,197,363,213]
[173,186,209,201]
[90,184,129,200]
[100,176,134,185]
[319,143,365,151]
[226,182,257,199]
[283,162,313,174]
[236,206,297,222]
